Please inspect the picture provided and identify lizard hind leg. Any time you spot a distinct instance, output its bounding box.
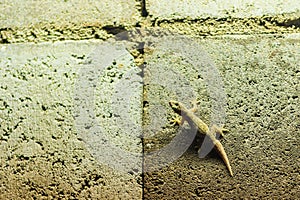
[212,124,229,139]
[220,128,230,138]
[218,127,230,140]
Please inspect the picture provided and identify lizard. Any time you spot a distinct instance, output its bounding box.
[169,100,233,176]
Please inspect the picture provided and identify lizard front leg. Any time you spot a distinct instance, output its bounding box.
[169,115,184,126]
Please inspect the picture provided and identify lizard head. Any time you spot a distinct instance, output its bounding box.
[169,100,182,113]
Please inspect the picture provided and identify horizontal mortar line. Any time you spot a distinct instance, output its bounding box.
[151,16,300,30]
[0,16,299,44]
[153,15,299,25]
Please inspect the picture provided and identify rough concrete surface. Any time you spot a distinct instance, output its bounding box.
[142,34,299,199]
[0,41,142,199]
[0,0,299,199]
[147,0,299,18]
[0,0,141,43]
[0,0,138,27]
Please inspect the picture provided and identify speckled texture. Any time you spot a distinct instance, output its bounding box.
[0,0,300,199]
[0,0,141,43]
[143,34,299,199]
[1,1,300,43]
[0,0,139,27]
[0,41,142,199]
[147,0,300,18]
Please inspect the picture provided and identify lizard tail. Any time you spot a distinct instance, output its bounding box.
[214,140,233,176]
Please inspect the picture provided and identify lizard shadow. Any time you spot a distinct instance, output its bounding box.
[184,126,220,160]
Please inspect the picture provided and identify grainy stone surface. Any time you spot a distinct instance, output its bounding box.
[0,0,299,199]
[143,34,300,199]
[147,0,300,18]
[146,1,300,36]
[0,40,143,199]
[0,0,140,43]
[0,0,139,27]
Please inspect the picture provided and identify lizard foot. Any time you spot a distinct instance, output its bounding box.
[169,115,184,126]
[211,125,230,139]
[219,127,230,139]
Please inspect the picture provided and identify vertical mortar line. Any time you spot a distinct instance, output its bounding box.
[140,62,146,200]
[141,0,149,17]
